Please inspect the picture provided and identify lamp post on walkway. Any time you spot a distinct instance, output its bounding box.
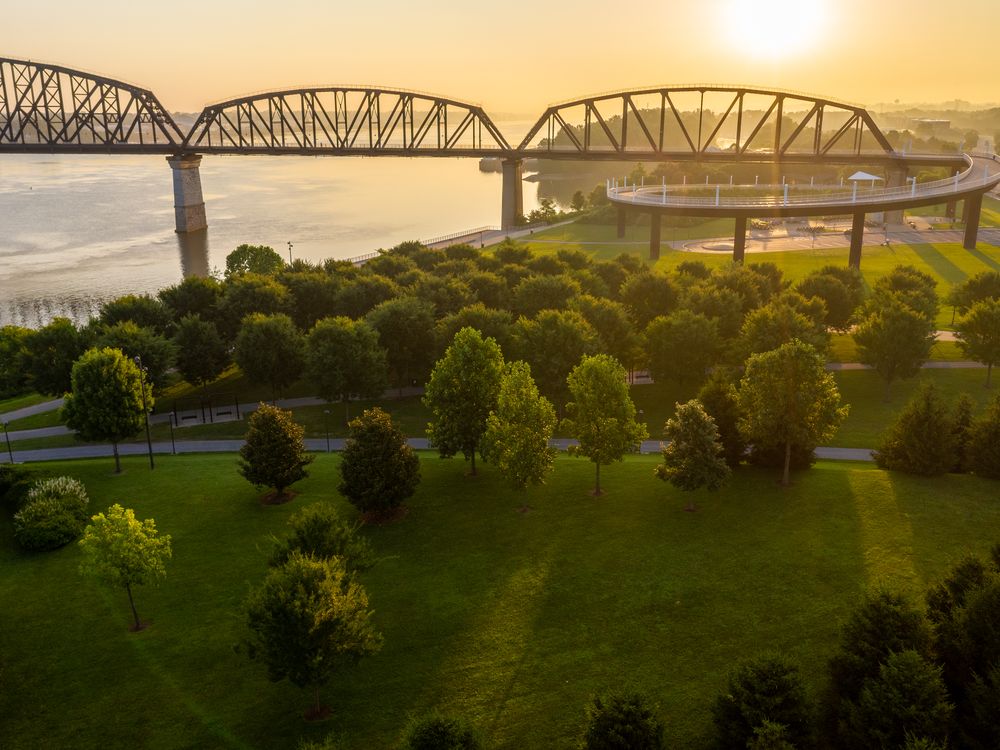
[134,355,155,470]
[2,421,13,464]
[287,241,294,264]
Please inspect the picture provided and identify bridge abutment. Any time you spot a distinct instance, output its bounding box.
[963,193,983,250]
[167,154,207,233]
[848,212,865,268]
[500,158,523,231]
[885,167,907,224]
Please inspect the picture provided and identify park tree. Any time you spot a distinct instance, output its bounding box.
[78,503,172,631]
[796,270,859,330]
[956,299,1000,386]
[62,347,149,473]
[966,394,1000,478]
[238,403,313,502]
[738,340,848,486]
[482,361,557,491]
[655,400,730,511]
[712,654,813,750]
[947,269,1000,315]
[874,383,957,476]
[581,691,665,750]
[868,265,939,322]
[619,271,678,328]
[98,294,173,336]
[853,298,936,401]
[401,714,483,750]
[242,552,382,718]
[423,327,504,475]
[335,274,400,319]
[571,295,642,370]
[23,316,91,396]
[339,407,420,518]
[435,304,515,358]
[225,243,285,278]
[96,320,176,390]
[411,274,476,317]
[460,271,510,310]
[172,314,229,387]
[280,270,342,329]
[680,283,746,341]
[234,313,305,398]
[571,190,586,212]
[510,274,581,317]
[306,316,388,424]
[740,297,829,358]
[269,502,374,573]
[158,275,222,323]
[366,296,437,392]
[697,370,746,467]
[0,325,32,397]
[563,354,649,495]
[512,309,600,407]
[952,393,975,473]
[644,311,721,386]
[218,274,290,340]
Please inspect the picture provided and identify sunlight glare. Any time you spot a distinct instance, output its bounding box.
[722,0,827,60]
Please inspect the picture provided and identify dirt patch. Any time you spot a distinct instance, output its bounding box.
[129,620,150,633]
[260,489,298,506]
[361,505,409,526]
[303,705,332,722]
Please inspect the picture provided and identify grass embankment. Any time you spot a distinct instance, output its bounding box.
[0,392,50,414]
[1,454,998,749]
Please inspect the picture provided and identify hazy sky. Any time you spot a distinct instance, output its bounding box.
[4,0,997,115]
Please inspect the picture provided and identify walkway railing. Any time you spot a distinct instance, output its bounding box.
[607,153,1000,210]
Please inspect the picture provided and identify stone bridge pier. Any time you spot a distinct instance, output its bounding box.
[501,158,524,231]
[167,154,207,233]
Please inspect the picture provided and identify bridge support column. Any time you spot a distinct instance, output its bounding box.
[500,158,523,231]
[963,193,983,250]
[733,216,747,264]
[616,206,627,239]
[649,213,661,261]
[167,154,207,233]
[885,167,907,224]
[848,212,865,269]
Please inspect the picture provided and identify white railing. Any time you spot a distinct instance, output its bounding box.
[606,154,1000,210]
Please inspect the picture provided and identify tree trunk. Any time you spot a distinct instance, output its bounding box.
[470,448,477,476]
[595,462,602,496]
[987,363,993,388]
[113,442,121,474]
[314,684,321,716]
[782,441,792,487]
[343,396,350,426]
[883,378,892,404]
[125,582,141,630]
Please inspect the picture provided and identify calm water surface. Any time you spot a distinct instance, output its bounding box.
[0,148,545,328]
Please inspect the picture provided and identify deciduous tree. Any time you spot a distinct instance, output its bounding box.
[966,394,1000,478]
[512,309,600,407]
[234,313,305,398]
[306,317,388,424]
[655,400,729,510]
[23,317,90,396]
[853,298,936,401]
[366,296,437,392]
[424,328,504,475]
[874,383,956,476]
[956,299,1000,386]
[482,361,557,491]
[172,314,229,387]
[339,407,420,517]
[78,503,172,631]
[738,340,847,486]
[644,311,721,386]
[563,354,648,495]
[697,370,746,467]
[238,403,313,501]
[96,321,176,390]
[225,243,285,278]
[61,347,149,473]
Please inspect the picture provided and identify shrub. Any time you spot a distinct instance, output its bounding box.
[401,714,482,750]
[12,476,89,551]
[874,384,956,476]
[712,654,813,749]
[269,503,374,572]
[582,691,664,749]
[966,395,1000,479]
[0,465,50,513]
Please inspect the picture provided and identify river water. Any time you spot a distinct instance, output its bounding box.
[0,136,549,328]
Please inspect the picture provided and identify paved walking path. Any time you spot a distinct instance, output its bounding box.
[0,398,63,424]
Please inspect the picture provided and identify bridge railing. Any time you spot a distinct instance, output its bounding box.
[607,155,1000,209]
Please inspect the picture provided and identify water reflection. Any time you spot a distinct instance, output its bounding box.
[177,229,211,279]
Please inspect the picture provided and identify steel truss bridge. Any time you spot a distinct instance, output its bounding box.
[1,56,994,260]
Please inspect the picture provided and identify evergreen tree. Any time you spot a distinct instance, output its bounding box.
[874,384,956,476]
[423,328,505,475]
[482,361,557,491]
[966,394,1000,478]
[238,403,313,501]
[582,691,664,750]
[339,407,420,517]
[655,400,730,511]
[951,393,975,473]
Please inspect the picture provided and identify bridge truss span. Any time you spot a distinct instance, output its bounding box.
[183,87,512,156]
[517,85,897,163]
[0,57,184,152]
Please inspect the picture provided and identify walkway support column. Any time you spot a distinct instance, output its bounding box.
[500,158,523,231]
[649,212,661,261]
[616,205,627,239]
[848,212,865,269]
[885,167,907,224]
[964,193,983,250]
[167,154,207,233]
[733,216,747,264]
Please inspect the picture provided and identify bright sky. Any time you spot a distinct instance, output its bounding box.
[4,0,996,115]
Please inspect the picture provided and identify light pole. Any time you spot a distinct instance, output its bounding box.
[323,409,331,453]
[168,413,176,455]
[134,355,155,470]
[287,241,293,264]
[2,421,13,464]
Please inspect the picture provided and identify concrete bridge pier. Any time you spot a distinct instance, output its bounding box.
[848,212,866,268]
[649,213,661,260]
[167,154,207,233]
[500,158,523,231]
[733,216,747,264]
[963,194,983,250]
[886,167,907,224]
[616,206,627,239]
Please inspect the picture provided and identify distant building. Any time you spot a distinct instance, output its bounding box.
[912,118,951,135]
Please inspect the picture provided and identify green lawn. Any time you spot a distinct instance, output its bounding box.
[0,392,50,415]
[1,453,998,749]
[909,195,1000,226]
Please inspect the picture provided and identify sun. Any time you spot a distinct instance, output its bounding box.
[722,0,827,60]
